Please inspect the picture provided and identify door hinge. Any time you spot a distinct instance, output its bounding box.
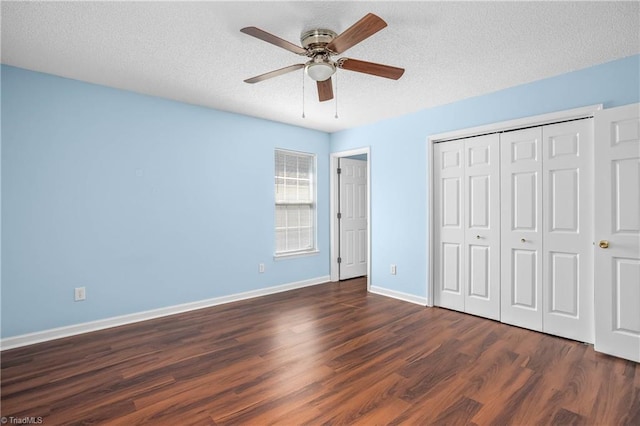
[337,257,342,264]
[337,167,342,174]
[337,212,342,219]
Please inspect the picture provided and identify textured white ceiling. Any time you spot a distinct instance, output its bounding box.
[2,1,639,133]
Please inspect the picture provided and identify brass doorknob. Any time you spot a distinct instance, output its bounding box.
[599,240,609,249]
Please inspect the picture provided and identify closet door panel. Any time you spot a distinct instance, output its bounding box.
[501,128,543,331]
[542,120,594,343]
[434,141,465,312]
[464,134,501,320]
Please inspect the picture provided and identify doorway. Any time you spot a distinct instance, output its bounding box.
[330,148,370,286]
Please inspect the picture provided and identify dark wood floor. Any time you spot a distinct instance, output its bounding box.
[1,277,638,425]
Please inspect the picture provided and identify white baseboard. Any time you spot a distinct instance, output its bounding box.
[369,285,428,306]
[0,275,330,351]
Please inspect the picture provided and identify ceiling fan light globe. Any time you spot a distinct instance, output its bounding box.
[306,62,335,81]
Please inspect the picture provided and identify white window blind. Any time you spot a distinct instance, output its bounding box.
[275,150,316,255]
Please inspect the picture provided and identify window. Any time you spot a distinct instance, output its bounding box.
[274,149,316,256]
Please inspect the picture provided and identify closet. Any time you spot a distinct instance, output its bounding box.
[433,114,594,343]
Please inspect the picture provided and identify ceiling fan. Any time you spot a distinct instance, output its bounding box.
[241,13,405,102]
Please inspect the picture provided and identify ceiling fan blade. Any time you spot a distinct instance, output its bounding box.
[326,13,387,54]
[338,58,405,80]
[244,64,305,84]
[240,27,307,55]
[317,78,334,102]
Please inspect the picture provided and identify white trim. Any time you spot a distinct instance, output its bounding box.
[0,275,330,351]
[329,147,371,290]
[330,147,372,158]
[429,104,603,142]
[369,285,428,306]
[273,249,320,260]
[426,136,435,307]
[426,103,603,310]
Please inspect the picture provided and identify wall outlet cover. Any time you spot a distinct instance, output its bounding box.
[74,287,86,301]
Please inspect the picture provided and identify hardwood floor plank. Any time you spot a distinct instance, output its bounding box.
[2,277,638,425]
[398,338,473,401]
[350,397,412,426]
[430,396,482,425]
[626,387,640,425]
[311,372,407,425]
[388,374,473,425]
[550,408,586,425]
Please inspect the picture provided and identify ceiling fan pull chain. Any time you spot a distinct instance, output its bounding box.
[302,69,306,118]
[334,71,339,119]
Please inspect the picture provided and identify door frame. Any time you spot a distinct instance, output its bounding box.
[427,104,602,307]
[330,147,371,288]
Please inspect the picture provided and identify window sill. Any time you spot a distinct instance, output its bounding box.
[273,249,320,260]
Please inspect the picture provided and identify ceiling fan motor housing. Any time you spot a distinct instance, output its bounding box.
[301,29,337,53]
[301,29,338,81]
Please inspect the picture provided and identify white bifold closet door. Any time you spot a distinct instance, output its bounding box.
[434,140,465,312]
[541,120,594,342]
[434,134,501,320]
[501,120,594,342]
[500,127,544,331]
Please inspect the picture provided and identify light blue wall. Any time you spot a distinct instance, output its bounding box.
[330,54,640,299]
[1,65,330,338]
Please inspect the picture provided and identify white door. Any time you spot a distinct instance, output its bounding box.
[464,134,501,320]
[434,135,500,319]
[434,140,465,311]
[542,119,594,343]
[594,103,640,362]
[501,127,543,331]
[339,158,368,280]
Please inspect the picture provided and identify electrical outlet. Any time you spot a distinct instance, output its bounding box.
[74,287,86,301]
[391,264,397,275]
[259,263,265,273]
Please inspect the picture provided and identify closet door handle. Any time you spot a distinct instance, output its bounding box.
[599,240,609,249]
[521,238,526,243]
[476,235,481,239]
